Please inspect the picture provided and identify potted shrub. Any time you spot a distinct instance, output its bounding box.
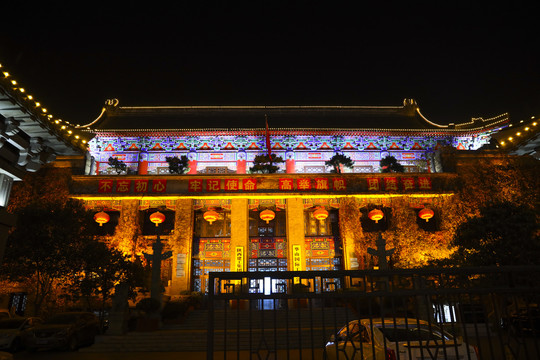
[161,300,189,324]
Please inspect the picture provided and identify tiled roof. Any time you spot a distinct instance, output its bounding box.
[82,99,509,134]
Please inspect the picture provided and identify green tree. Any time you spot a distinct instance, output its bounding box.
[165,155,189,174]
[444,202,540,266]
[380,155,404,173]
[74,241,146,329]
[108,157,127,174]
[249,154,284,174]
[325,153,354,173]
[1,200,97,315]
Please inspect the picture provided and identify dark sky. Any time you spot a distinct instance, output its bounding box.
[1,2,538,126]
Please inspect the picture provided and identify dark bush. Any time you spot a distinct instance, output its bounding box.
[161,300,189,320]
[135,297,161,315]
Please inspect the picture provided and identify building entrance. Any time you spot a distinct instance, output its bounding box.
[248,212,287,309]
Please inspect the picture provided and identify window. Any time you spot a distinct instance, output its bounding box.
[141,209,175,235]
[194,210,231,237]
[249,209,286,237]
[304,209,338,236]
[93,211,120,236]
[360,207,391,232]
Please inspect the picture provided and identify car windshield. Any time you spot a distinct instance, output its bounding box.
[45,314,80,324]
[0,319,25,329]
[378,325,451,342]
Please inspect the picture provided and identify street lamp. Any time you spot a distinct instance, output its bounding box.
[144,211,172,306]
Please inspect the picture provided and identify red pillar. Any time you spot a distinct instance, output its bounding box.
[188,160,198,174]
[237,159,246,174]
[95,161,100,175]
[138,153,148,175]
[286,159,295,173]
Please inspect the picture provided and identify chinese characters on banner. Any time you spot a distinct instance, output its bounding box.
[235,246,244,272]
[98,179,167,193]
[279,178,346,191]
[188,178,258,192]
[98,176,431,193]
[366,177,432,191]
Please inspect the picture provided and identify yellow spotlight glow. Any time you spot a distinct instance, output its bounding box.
[533,122,538,126]
[500,141,505,145]
[82,140,87,144]
[75,135,79,139]
[41,108,47,113]
[27,95,33,100]
[517,132,521,136]
[3,72,9,77]
[35,102,40,107]
[525,127,529,131]
[508,137,513,141]
[11,80,17,85]
[68,130,72,134]
[61,125,66,129]
[19,88,25,93]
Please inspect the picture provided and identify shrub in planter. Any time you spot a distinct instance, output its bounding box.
[135,297,161,331]
[136,297,161,316]
[188,291,204,309]
[162,300,189,321]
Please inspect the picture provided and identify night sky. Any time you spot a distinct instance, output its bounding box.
[1,2,538,127]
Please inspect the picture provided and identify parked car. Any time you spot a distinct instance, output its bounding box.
[0,317,42,353]
[25,312,99,351]
[0,351,13,360]
[325,318,479,360]
[0,311,10,320]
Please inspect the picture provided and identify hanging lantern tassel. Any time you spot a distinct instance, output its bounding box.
[150,211,166,226]
[418,208,434,222]
[203,209,219,224]
[368,209,384,223]
[260,209,275,224]
[313,207,329,222]
[94,211,110,226]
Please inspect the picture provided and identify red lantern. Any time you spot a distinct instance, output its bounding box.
[418,208,434,222]
[368,209,384,223]
[94,211,110,226]
[313,207,329,222]
[149,211,166,226]
[260,209,275,224]
[203,209,220,224]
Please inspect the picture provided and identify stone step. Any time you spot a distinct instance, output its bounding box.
[81,328,337,352]
[81,306,354,352]
[167,307,354,329]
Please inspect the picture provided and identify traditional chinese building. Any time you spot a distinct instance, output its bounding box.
[70,98,510,295]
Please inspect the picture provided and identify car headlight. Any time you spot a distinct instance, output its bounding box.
[55,330,68,337]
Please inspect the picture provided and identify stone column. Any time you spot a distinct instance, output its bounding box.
[338,197,364,270]
[230,199,248,271]
[110,199,140,256]
[286,198,305,270]
[169,198,194,295]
